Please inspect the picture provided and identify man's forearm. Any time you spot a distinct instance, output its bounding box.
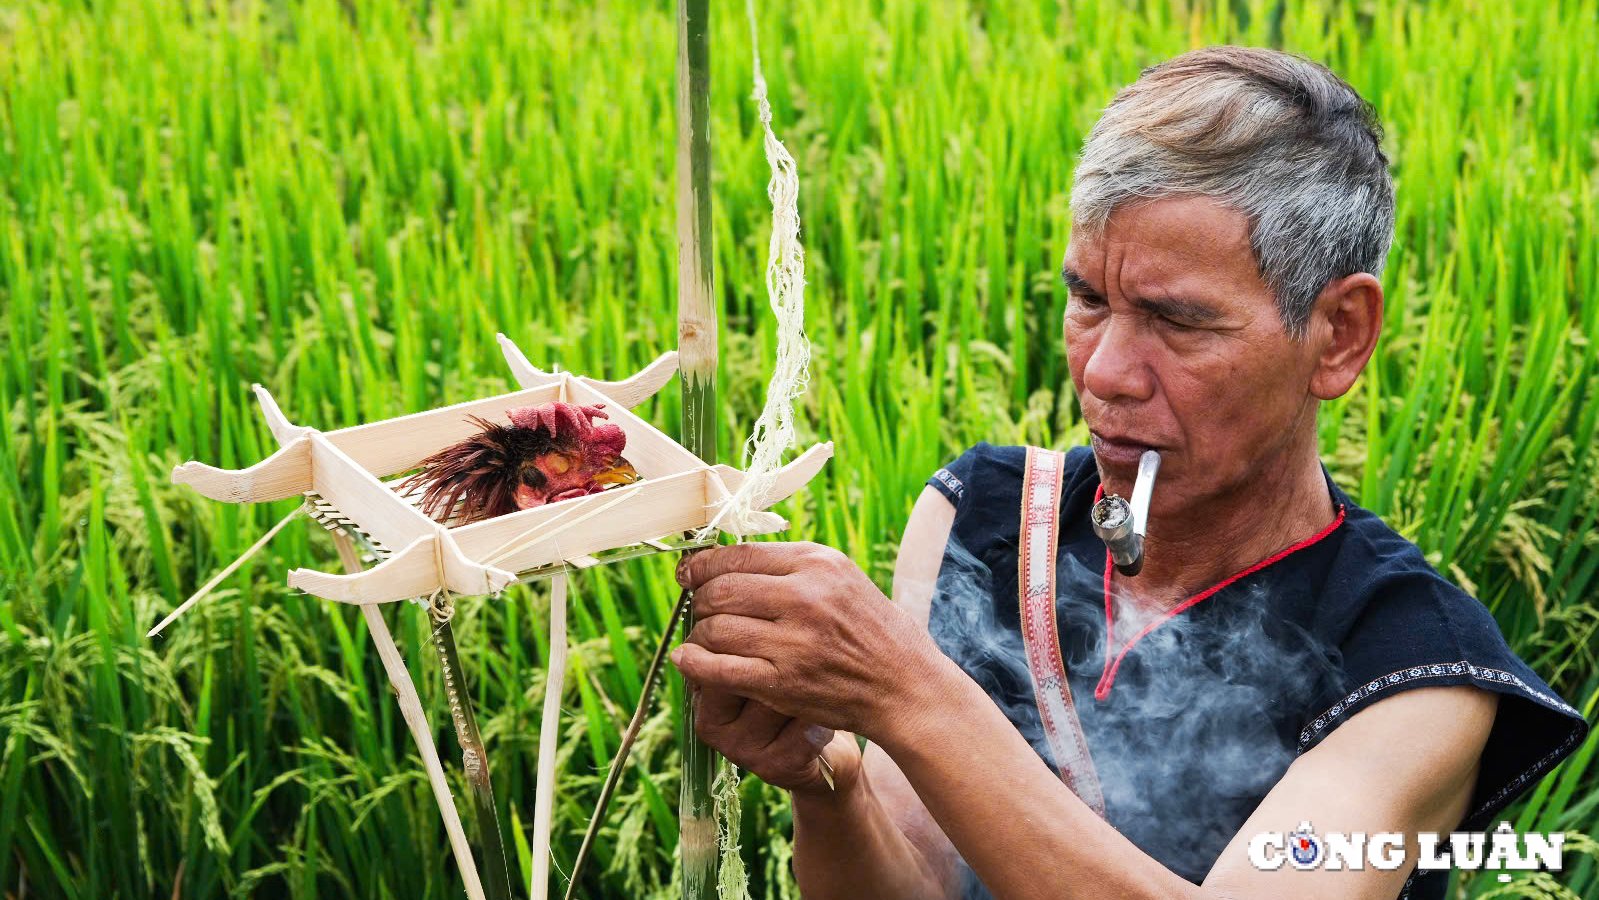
[875,653,1202,900]
[791,767,949,900]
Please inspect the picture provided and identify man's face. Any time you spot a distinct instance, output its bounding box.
[1062,196,1321,517]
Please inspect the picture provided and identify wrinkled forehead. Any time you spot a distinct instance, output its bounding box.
[1064,196,1272,304]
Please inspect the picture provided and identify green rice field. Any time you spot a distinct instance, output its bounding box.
[2,0,1597,897]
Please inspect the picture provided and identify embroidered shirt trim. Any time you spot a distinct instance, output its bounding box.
[1296,659,1585,825]
[932,467,964,502]
[1019,446,1106,817]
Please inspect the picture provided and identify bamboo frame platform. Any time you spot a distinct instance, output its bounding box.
[172,333,833,606]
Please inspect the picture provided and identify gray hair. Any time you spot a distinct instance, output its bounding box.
[1070,46,1394,337]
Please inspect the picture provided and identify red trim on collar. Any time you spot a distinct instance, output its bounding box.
[1090,483,1347,701]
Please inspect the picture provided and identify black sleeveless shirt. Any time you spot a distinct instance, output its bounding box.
[925,443,1586,900]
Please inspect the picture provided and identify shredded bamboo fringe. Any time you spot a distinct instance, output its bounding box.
[704,5,811,898]
[713,760,753,900]
[700,0,812,541]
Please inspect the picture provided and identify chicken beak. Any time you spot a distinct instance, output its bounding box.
[592,459,640,487]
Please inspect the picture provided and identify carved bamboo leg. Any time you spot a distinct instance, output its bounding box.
[331,533,487,900]
[531,572,569,900]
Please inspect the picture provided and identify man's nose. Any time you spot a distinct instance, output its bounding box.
[1081,315,1156,404]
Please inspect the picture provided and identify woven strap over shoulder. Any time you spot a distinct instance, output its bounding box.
[1018,446,1106,818]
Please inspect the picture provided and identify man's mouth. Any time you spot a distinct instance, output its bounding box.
[1090,431,1160,467]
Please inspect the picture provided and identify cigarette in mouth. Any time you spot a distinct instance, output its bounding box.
[1092,449,1162,576]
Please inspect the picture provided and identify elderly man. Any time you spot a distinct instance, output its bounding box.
[668,47,1585,899]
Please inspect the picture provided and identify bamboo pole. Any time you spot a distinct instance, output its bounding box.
[531,573,569,900]
[328,533,488,900]
[675,0,720,896]
[564,588,697,900]
[430,613,513,900]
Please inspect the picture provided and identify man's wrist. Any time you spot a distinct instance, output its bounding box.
[869,637,969,755]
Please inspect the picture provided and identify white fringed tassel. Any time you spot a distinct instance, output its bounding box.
[700,0,812,541]
[707,7,810,900]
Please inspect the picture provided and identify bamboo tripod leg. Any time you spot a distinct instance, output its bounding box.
[531,573,569,900]
[332,533,488,900]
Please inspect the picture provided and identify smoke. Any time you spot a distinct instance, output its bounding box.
[926,539,1053,758]
[927,535,1336,893]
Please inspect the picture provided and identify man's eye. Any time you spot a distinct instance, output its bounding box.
[1071,292,1106,308]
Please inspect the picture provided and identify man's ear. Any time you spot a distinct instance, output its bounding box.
[1307,272,1383,401]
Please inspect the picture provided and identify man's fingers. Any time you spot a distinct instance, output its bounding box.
[768,718,836,783]
[670,643,780,696]
[696,688,747,729]
[678,543,815,590]
[691,573,793,619]
[773,716,834,755]
[685,612,784,657]
[697,695,791,749]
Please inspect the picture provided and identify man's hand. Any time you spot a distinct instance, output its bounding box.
[670,541,948,740]
[693,687,863,796]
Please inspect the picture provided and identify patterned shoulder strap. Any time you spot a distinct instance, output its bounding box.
[1019,446,1106,818]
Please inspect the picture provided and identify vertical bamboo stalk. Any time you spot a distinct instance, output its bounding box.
[676,0,719,897]
[530,573,569,900]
